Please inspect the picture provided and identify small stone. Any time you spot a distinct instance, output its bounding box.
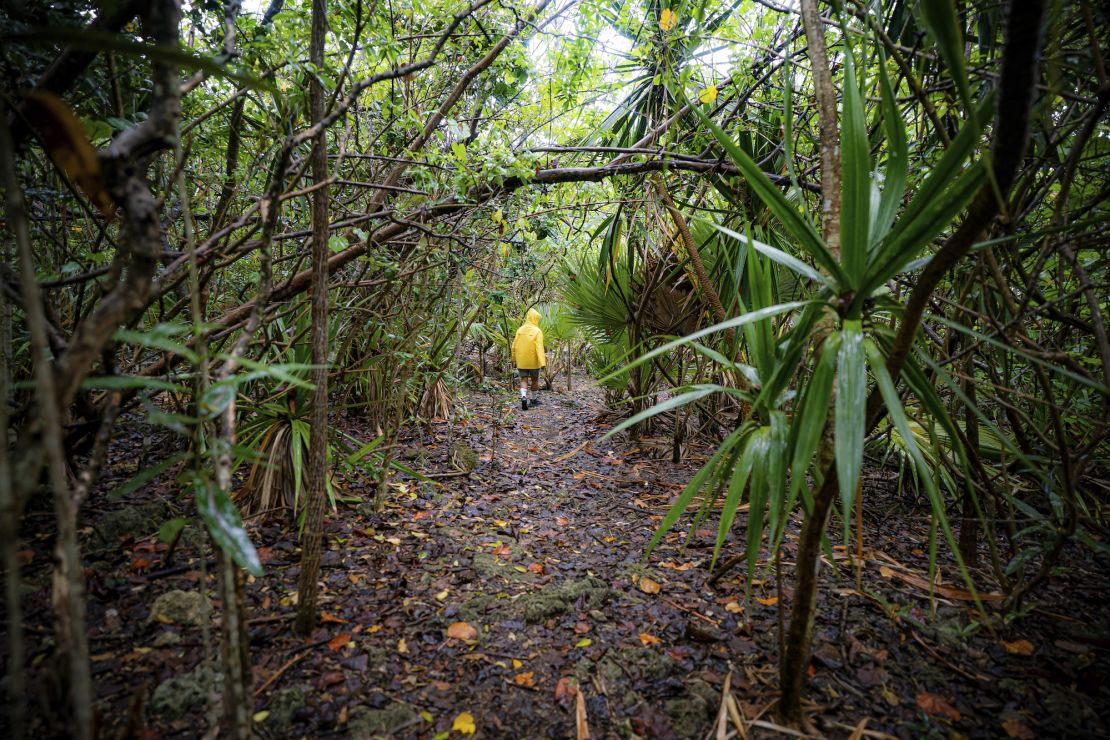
[152,631,181,647]
[147,590,211,628]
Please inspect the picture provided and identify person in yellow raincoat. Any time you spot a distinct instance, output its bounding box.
[511,308,545,410]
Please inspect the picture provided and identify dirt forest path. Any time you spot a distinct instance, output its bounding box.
[29,374,1109,739]
[299,377,751,739]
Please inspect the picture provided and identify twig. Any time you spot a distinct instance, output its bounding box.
[256,652,307,695]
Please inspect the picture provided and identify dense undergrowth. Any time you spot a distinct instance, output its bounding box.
[1,0,1107,736]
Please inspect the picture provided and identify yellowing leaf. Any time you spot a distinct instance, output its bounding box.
[881,686,900,706]
[512,658,523,669]
[659,8,678,31]
[574,638,592,648]
[1002,639,1035,656]
[755,595,779,606]
[514,671,535,687]
[698,86,718,104]
[421,710,434,723]
[724,601,744,614]
[452,711,476,735]
[24,92,115,218]
[252,710,270,722]
[639,577,661,594]
[879,565,896,578]
[447,621,479,641]
[639,632,660,646]
[397,638,409,654]
[435,589,450,602]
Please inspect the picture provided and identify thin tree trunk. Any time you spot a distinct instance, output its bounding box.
[295,0,331,636]
[0,100,27,740]
[779,0,843,726]
[3,102,93,739]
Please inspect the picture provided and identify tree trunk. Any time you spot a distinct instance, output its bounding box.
[958,357,981,567]
[0,104,27,740]
[4,102,94,739]
[295,0,331,636]
[779,473,837,726]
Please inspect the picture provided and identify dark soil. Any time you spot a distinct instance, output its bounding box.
[8,376,1110,738]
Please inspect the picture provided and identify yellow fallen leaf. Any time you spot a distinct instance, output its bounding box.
[639,632,660,646]
[659,8,678,31]
[512,658,523,669]
[879,565,896,578]
[755,595,778,606]
[1002,638,1035,656]
[420,710,434,723]
[698,86,718,104]
[639,577,661,594]
[452,711,476,735]
[435,589,450,602]
[397,638,408,654]
[575,638,592,648]
[881,686,900,706]
[447,621,478,641]
[252,710,270,722]
[514,671,535,687]
[724,601,744,614]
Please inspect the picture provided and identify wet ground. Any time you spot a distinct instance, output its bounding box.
[8,375,1110,738]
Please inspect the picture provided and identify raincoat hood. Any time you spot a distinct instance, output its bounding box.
[513,309,547,369]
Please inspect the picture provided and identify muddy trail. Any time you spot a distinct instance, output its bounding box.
[10,377,1110,738]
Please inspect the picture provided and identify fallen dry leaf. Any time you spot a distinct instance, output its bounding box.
[327,632,351,652]
[320,612,348,624]
[514,671,535,687]
[755,595,778,606]
[1001,719,1035,739]
[527,562,545,574]
[452,711,476,735]
[555,676,578,705]
[639,632,660,646]
[916,691,961,722]
[639,577,661,594]
[1002,639,1035,656]
[447,621,479,641]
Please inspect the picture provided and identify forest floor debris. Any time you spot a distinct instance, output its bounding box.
[11,377,1110,737]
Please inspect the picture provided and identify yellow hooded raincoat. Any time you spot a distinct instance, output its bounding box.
[512,309,546,370]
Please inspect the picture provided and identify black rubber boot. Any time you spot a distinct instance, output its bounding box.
[521,397,528,410]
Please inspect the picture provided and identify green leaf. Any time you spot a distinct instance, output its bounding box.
[7,29,277,92]
[600,302,810,383]
[195,476,263,576]
[159,517,188,544]
[603,386,723,439]
[835,321,866,539]
[82,375,188,394]
[873,50,908,247]
[783,333,838,530]
[114,324,197,364]
[644,427,748,558]
[687,92,845,287]
[697,218,829,287]
[920,0,973,111]
[712,428,758,569]
[108,451,190,498]
[839,42,871,285]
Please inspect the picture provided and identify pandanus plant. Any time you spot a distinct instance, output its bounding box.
[610,0,1052,725]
